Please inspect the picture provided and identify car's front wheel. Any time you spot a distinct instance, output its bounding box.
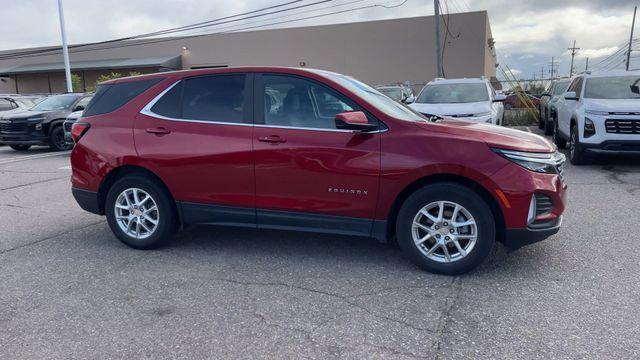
[396,183,495,275]
[569,124,587,165]
[553,117,566,149]
[49,125,72,151]
[105,175,178,249]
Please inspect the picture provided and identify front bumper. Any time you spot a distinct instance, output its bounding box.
[582,140,640,154]
[72,187,102,215]
[0,134,48,146]
[504,216,562,250]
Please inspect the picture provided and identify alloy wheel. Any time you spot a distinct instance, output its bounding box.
[114,188,159,239]
[411,201,477,263]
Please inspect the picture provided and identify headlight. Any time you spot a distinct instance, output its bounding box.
[585,110,608,116]
[584,117,596,138]
[493,148,565,174]
[28,116,46,122]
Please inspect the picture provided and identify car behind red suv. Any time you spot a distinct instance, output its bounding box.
[70,67,566,275]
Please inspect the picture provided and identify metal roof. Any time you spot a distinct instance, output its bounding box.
[0,55,181,75]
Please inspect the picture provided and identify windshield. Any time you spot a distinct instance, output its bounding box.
[553,81,570,95]
[31,95,78,111]
[377,87,403,101]
[584,76,640,99]
[416,83,489,103]
[322,72,426,122]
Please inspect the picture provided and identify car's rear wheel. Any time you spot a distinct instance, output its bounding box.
[569,124,587,165]
[49,125,72,151]
[10,145,31,151]
[105,175,178,249]
[543,113,554,135]
[553,117,566,149]
[396,183,495,275]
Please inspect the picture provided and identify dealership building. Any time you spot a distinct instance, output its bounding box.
[0,11,498,94]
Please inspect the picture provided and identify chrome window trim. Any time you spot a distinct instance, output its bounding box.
[139,79,387,134]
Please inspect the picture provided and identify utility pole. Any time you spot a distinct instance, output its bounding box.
[585,57,589,71]
[434,0,443,78]
[57,0,72,92]
[626,6,637,71]
[568,40,580,77]
[548,57,558,79]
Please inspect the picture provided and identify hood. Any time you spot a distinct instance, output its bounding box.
[1,109,68,121]
[416,119,555,153]
[66,110,84,121]
[409,101,490,117]
[584,98,640,113]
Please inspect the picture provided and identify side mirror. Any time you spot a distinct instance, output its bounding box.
[403,95,415,104]
[335,111,378,132]
[493,94,507,102]
[73,105,85,112]
[564,91,578,100]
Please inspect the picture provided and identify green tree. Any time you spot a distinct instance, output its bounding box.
[71,73,83,92]
[86,71,144,92]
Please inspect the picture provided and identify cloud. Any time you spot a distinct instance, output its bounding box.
[573,46,620,59]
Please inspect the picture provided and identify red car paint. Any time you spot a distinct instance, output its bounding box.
[71,67,566,246]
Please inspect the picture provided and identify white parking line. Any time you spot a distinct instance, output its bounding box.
[58,165,72,170]
[0,151,71,166]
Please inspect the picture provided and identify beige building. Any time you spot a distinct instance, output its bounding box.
[0,11,498,94]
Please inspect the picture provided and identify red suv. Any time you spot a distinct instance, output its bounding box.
[70,67,566,275]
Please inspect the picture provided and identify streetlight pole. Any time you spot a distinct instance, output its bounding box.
[434,0,443,78]
[57,0,73,92]
[626,6,637,71]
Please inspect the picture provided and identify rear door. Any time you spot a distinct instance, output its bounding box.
[252,73,381,236]
[135,73,256,226]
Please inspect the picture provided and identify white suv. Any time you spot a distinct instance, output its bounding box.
[409,78,505,125]
[553,70,640,164]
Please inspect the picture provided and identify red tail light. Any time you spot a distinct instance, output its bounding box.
[71,122,91,143]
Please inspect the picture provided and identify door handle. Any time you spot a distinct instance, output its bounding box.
[146,127,171,135]
[258,135,286,144]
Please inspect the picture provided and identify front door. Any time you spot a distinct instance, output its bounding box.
[252,73,381,236]
[135,73,255,225]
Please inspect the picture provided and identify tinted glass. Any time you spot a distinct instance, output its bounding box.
[263,75,354,129]
[584,76,640,99]
[417,83,490,103]
[321,71,425,123]
[182,75,247,123]
[553,80,570,95]
[31,95,79,111]
[150,82,183,118]
[0,99,13,111]
[74,96,92,110]
[83,77,163,117]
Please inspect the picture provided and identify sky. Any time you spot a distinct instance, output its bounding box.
[0,0,638,81]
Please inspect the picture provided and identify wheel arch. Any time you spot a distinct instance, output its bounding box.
[97,165,180,224]
[46,118,67,134]
[384,173,506,244]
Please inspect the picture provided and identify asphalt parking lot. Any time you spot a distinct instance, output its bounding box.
[1,128,640,359]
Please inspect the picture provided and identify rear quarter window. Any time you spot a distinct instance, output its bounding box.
[83,77,164,117]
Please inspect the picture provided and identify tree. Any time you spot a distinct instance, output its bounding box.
[71,73,83,93]
[86,71,144,92]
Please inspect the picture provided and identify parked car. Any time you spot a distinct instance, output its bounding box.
[70,67,566,275]
[375,84,415,103]
[63,109,85,146]
[0,95,45,113]
[538,79,571,135]
[503,92,541,110]
[553,70,640,164]
[0,93,92,151]
[409,78,506,125]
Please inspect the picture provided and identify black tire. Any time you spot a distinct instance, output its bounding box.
[105,174,178,249]
[10,145,31,151]
[504,103,512,110]
[543,113,554,136]
[49,125,72,151]
[553,117,566,149]
[569,124,587,165]
[395,183,495,275]
[538,117,545,129]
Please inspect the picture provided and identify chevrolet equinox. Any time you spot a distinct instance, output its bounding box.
[70,67,567,275]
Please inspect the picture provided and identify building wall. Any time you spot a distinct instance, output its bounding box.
[0,12,496,94]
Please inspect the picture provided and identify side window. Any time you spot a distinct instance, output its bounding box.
[182,74,247,123]
[262,75,355,129]
[151,82,183,119]
[574,78,584,98]
[83,77,163,117]
[0,99,13,111]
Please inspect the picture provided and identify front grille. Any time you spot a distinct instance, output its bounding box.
[535,193,553,216]
[0,122,27,133]
[605,119,640,134]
